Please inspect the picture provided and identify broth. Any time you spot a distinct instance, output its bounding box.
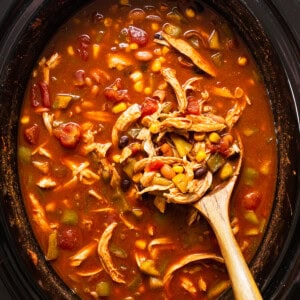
[18,0,277,299]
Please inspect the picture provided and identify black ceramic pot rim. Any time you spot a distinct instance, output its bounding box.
[0,1,299,299]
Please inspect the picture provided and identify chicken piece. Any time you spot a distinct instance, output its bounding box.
[161,68,187,113]
[161,32,217,77]
[36,177,57,189]
[28,193,51,232]
[160,117,192,131]
[111,104,141,146]
[163,253,224,286]
[97,222,125,283]
[225,96,248,129]
[136,128,156,157]
[161,67,202,113]
[187,114,226,132]
[69,241,98,267]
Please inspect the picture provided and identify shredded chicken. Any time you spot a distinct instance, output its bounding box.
[69,241,98,267]
[163,253,224,286]
[97,222,125,283]
[111,104,142,146]
[28,193,51,232]
[161,32,217,77]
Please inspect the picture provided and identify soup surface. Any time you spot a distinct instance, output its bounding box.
[18,0,277,299]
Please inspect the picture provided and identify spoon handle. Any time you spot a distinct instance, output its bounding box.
[195,194,262,300]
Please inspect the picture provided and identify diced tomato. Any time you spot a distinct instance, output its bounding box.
[141,98,158,117]
[54,122,81,149]
[186,96,201,115]
[128,26,149,46]
[57,226,80,250]
[104,78,130,102]
[38,80,51,108]
[242,191,262,210]
[24,124,40,145]
[145,160,164,172]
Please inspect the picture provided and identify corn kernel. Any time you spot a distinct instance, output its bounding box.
[112,154,121,163]
[219,162,233,180]
[130,43,139,50]
[144,87,152,95]
[238,56,248,66]
[104,18,112,27]
[67,45,74,56]
[162,46,170,56]
[149,122,160,134]
[196,150,206,163]
[112,102,127,114]
[159,56,166,63]
[151,59,162,72]
[186,8,195,18]
[260,160,271,175]
[134,80,144,93]
[20,115,30,124]
[132,173,142,183]
[151,23,159,31]
[135,239,147,250]
[172,165,184,173]
[209,132,221,143]
[92,44,101,59]
[130,71,143,82]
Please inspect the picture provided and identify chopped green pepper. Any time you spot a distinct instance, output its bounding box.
[206,153,225,173]
[96,281,111,297]
[53,94,80,109]
[61,209,78,225]
[18,146,32,163]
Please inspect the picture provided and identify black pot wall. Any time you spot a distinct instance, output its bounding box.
[0,0,299,299]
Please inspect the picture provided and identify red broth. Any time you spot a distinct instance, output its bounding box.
[18,0,277,299]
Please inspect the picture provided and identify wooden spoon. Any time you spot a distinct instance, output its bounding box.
[193,144,262,300]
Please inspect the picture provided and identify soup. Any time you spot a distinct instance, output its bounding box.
[18,0,277,299]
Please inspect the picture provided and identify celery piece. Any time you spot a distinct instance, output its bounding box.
[18,146,32,163]
[53,94,80,109]
[96,281,111,297]
[208,29,221,50]
[244,167,258,186]
[123,159,136,178]
[171,134,192,157]
[206,153,225,173]
[172,173,188,193]
[207,280,231,299]
[140,259,160,277]
[112,192,131,212]
[46,231,59,261]
[61,209,78,225]
[211,52,223,66]
[244,210,259,225]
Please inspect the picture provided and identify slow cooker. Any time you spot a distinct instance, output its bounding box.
[0,0,299,299]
